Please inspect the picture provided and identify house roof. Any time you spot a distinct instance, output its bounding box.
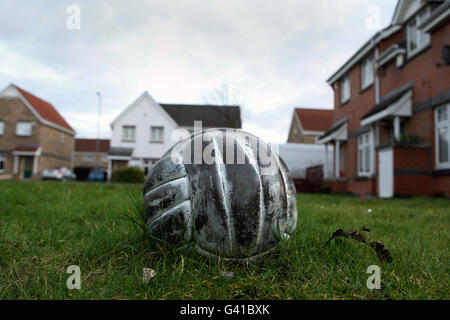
[75,139,110,153]
[294,108,333,132]
[361,81,414,120]
[160,104,242,129]
[12,84,74,132]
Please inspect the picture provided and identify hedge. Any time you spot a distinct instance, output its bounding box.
[110,167,145,184]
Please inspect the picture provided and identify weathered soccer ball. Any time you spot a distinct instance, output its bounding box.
[143,129,297,261]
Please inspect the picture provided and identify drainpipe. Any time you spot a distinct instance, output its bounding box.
[374,42,381,150]
[335,140,340,178]
[373,39,380,105]
[394,116,401,141]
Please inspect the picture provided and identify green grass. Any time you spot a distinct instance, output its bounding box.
[0,181,448,299]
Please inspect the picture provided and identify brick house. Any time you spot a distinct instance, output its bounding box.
[287,108,333,144]
[0,84,75,180]
[73,138,110,180]
[319,0,450,197]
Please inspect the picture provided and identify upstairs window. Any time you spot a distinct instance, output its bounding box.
[122,125,136,141]
[358,130,374,176]
[340,75,350,104]
[16,121,33,136]
[150,126,164,142]
[0,120,4,135]
[435,104,450,168]
[407,6,431,57]
[361,56,374,90]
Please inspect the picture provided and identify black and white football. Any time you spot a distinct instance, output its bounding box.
[143,129,297,261]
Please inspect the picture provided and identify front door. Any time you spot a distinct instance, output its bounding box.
[378,148,393,198]
[22,156,34,179]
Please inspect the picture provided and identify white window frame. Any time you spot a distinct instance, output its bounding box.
[128,158,141,168]
[122,125,136,142]
[357,129,374,176]
[0,152,5,173]
[361,55,374,90]
[16,120,33,136]
[150,126,164,143]
[340,75,350,104]
[0,120,4,135]
[435,103,450,169]
[406,6,431,57]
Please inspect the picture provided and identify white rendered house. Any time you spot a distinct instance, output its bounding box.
[107,91,241,178]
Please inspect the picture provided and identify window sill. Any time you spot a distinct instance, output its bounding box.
[150,140,164,144]
[360,83,373,94]
[435,163,450,171]
[121,140,135,143]
[357,172,374,179]
[16,134,32,137]
[340,99,350,107]
[406,43,431,64]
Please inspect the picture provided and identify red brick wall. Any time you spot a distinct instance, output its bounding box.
[432,176,450,196]
[393,147,433,196]
[380,24,450,105]
[378,29,404,52]
[333,59,377,131]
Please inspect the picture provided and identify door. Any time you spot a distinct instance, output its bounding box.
[378,148,393,198]
[22,157,34,179]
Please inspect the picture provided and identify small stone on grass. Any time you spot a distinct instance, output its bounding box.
[221,271,235,279]
[143,268,156,283]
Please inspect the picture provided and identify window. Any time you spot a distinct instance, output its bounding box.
[60,133,65,144]
[150,126,164,142]
[0,152,5,172]
[122,125,136,141]
[361,56,374,90]
[102,155,108,163]
[407,6,431,57]
[0,120,4,135]
[16,121,33,136]
[435,104,450,168]
[358,130,374,175]
[83,153,95,162]
[129,158,141,167]
[340,75,350,104]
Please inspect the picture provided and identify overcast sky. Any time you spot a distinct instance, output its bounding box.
[0,0,398,143]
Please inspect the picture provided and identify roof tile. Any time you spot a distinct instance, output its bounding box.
[75,139,110,152]
[13,85,74,132]
[294,108,334,132]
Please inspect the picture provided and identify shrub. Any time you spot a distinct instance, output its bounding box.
[110,167,145,184]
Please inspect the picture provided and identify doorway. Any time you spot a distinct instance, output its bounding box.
[378,147,393,198]
[21,156,34,180]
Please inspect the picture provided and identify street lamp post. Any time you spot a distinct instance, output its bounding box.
[96,92,102,180]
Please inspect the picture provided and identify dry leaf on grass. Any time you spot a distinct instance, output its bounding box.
[325,227,392,263]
